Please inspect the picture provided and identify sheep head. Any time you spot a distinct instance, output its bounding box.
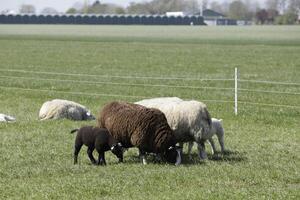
[111,142,124,162]
[84,111,96,120]
[164,146,182,165]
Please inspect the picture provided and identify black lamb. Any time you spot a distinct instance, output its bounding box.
[70,126,124,165]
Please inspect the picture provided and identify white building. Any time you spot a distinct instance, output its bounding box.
[166,12,184,17]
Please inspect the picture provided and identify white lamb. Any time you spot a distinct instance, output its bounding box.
[135,97,212,159]
[39,99,95,121]
[0,114,16,122]
[187,118,225,159]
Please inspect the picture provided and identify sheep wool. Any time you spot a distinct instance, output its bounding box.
[188,118,225,156]
[39,99,95,121]
[0,114,16,122]
[135,97,212,159]
[98,101,181,164]
[135,97,212,143]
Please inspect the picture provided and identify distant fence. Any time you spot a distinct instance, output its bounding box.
[0,14,205,25]
[0,68,299,114]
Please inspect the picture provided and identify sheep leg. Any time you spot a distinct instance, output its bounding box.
[73,144,82,164]
[118,154,124,163]
[139,149,147,165]
[178,142,184,154]
[155,154,162,163]
[137,149,142,157]
[187,141,194,160]
[87,147,96,164]
[197,141,207,160]
[217,131,225,153]
[97,151,106,166]
[208,138,217,155]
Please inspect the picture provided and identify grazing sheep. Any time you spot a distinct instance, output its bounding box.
[98,101,182,165]
[135,97,212,160]
[39,99,95,121]
[70,126,124,165]
[0,114,16,122]
[136,97,183,108]
[187,118,225,159]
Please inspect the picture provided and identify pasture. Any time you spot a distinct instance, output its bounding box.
[0,25,299,199]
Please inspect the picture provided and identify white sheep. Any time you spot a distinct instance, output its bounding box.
[0,114,16,122]
[135,97,212,160]
[39,99,95,121]
[187,118,225,159]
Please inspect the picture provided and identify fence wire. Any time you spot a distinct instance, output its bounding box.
[1,68,299,110]
[0,75,234,91]
[0,69,234,81]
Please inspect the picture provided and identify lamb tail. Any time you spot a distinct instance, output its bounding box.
[70,129,79,134]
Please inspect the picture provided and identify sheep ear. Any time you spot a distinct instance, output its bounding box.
[219,119,223,122]
[118,142,122,147]
[111,146,115,151]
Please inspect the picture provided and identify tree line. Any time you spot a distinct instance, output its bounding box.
[7,0,300,25]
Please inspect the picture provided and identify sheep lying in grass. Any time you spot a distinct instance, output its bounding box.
[0,114,16,122]
[98,101,182,165]
[135,97,212,160]
[70,126,124,165]
[187,118,225,159]
[39,99,95,121]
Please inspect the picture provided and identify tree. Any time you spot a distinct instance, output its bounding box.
[87,1,104,13]
[209,0,243,17]
[19,4,36,14]
[266,0,279,10]
[241,0,259,21]
[41,7,59,15]
[148,0,187,14]
[115,7,126,14]
[275,12,298,24]
[127,2,151,14]
[266,0,287,14]
[103,4,126,14]
[71,1,84,11]
[186,0,199,14]
[127,0,200,15]
[66,8,78,14]
[202,0,209,10]
[228,0,248,20]
[256,9,268,24]
[278,0,287,13]
[87,2,124,14]
[265,0,298,24]
[209,1,224,13]
[287,0,300,15]
[267,9,279,23]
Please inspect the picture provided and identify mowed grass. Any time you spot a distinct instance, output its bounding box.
[0,25,299,199]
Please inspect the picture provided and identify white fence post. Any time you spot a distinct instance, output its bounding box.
[235,68,238,115]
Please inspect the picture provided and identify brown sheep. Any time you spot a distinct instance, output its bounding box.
[97,101,182,165]
[70,126,124,165]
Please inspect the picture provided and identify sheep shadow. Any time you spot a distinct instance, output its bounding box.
[106,149,247,166]
[121,154,172,165]
[183,149,247,165]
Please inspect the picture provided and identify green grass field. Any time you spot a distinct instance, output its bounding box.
[0,25,299,199]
